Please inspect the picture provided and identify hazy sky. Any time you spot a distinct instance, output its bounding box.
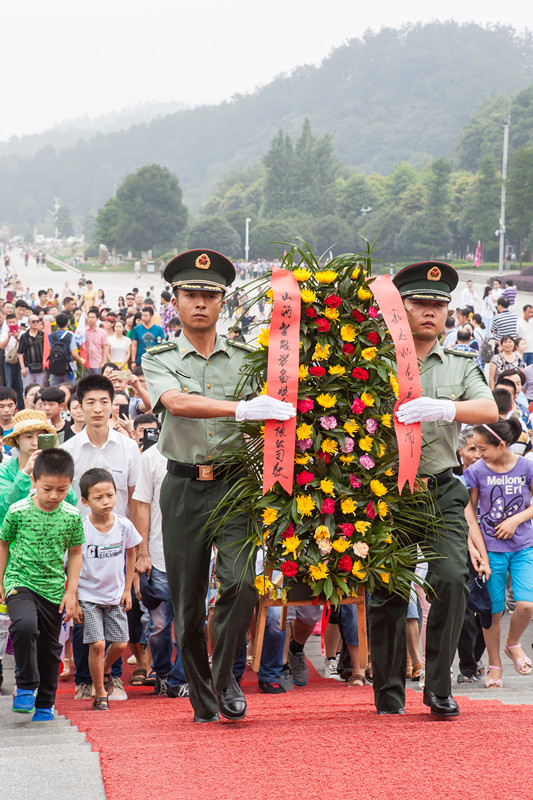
[2,0,531,142]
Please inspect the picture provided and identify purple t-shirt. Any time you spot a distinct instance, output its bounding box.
[464,456,533,552]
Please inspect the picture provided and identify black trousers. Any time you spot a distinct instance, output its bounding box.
[7,586,62,709]
[457,555,485,677]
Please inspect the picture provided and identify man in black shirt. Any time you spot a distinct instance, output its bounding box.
[18,315,46,388]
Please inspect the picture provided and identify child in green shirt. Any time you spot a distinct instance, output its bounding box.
[0,448,84,721]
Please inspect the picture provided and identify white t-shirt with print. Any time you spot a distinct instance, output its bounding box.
[78,513,142,605]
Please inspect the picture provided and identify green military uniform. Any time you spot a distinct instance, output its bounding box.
[369,261,495,712]
[142,250,257,721]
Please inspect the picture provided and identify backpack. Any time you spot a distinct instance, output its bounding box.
[480,336,496,364]
[48,331,72,375]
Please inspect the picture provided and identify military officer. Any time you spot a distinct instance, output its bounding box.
[368,261,498,717]
[142,249,295,724]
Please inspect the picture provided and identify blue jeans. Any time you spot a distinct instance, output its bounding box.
[257,606,286,683]
[4,361,23,410]
[146,567,185,686]
[524,352,533,367]
[49,372,75,387]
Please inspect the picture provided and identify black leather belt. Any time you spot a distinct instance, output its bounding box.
[424,468,454,491]
[167,460,220,481]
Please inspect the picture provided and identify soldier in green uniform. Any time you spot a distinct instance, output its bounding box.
[368,261,498,717]
[142,249,295,724]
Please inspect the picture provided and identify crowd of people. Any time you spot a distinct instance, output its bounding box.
[0,251,532,725]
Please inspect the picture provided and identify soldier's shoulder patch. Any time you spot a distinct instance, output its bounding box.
[226,338,256,353]
[145,341,177,356]
[444,348,477,358]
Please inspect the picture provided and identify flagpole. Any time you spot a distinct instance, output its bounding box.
[497,109,511,275]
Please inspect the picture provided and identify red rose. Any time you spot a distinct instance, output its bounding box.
[282,524,295,539]
[352,310,366,322]
[366,501,376,519]
[352,367,369,381]
[281,560,299,577]
[296,470,315,486]
[342,343,355,355]
[340,523,354,537]
[305,307,318,318]
[321,498,335,515]
[316,318,330,333]
[324,295,342,308]
[310,366,326,377]
[297,397,314,413]
[317,450,331,464]
[352,398,365,414]
[337,555,353,572]
[367,331,380,345]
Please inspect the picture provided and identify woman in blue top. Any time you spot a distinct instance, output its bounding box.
[465,417,533,688]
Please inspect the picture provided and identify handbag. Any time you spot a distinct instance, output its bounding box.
[28,362,43,373]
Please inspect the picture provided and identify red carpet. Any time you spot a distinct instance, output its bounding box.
[56,659,533,800]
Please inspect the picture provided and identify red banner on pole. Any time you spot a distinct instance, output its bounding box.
[370,275,422,494]
[42,318,52,370]
[262,267,301,496]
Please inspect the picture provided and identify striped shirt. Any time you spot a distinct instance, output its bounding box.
[491,310,518,339]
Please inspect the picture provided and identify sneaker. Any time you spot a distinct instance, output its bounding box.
[287,642,308,686]
[74,683,92,700]
[167,683,190,698]
[32,706,55,721]
[418,670,425,690]
[127,654,137,665]
[108,676,128,701]
[258,680,286,694]
[154,674,169,696]
[278,666,293,692]
[457,673,476,685]
[324,656,343,681]
[12,688,37,714]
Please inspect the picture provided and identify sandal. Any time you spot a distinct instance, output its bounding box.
[406,657,413,680]
[143,671,156,686]
[130,668,147,685]
[92,696,110,711]
[485,665,502,688]
[61,657,72,678]
[411,663,423,681]
[364,665,373,685]
[104,672,114,695]
[346,674,365,687]
[504,642,532,675]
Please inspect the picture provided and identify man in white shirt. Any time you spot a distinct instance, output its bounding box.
[517,304,533,366]
[460,280,478,313]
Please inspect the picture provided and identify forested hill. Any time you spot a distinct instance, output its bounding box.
[1,21,532,226]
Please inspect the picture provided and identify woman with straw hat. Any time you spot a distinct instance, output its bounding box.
[0,410,78,525]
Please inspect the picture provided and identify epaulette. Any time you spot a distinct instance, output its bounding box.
[226,339,256,353]
[145,341,177,355]
[444,348,477,358]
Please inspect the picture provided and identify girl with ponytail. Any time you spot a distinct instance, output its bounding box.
[464,417,533,688]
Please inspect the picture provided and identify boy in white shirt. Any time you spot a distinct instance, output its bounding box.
[74,468,142,710]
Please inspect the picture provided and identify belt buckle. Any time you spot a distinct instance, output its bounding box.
[198,464,214,481]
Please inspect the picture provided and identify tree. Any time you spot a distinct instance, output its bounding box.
[56,205,74,238]
[419,158,452,256]
[458,156,500,260]
[507,145,533,265]
[187,216,241,258]
[95,197,121,251]
[262,130,295,216]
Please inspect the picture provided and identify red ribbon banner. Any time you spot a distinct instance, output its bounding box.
[370,274,422,494]
[262,267,301,496]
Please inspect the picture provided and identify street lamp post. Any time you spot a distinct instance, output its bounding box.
[245,218,251,261]
[497,110,511,274]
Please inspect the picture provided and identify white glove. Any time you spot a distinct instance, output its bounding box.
[235,395,296,422]
[395,397,456,424]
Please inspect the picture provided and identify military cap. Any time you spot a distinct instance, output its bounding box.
[163,249,235,293]
[392,261,458,303]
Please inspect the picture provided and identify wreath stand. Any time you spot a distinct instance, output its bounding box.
[251,571,367,672]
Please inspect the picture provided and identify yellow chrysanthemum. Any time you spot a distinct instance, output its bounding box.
[352,560,367,580]
[377,443,386,457]
[358,436,373,452]
[381,413,392,428]
[301,288,316,303]
[370,479,388,497]
[293,267,312,282]
[317,393,337,409]
[320,478,335,495]
[377,500,389,518]
[339,454,355,464]
[341,498,356,515]
[315,270,337,284]
[295,454,311,465]
[355,520,371,534]
[299,364,309,380]
[384,534,393,544]
[314,524,330,541]
[283,536,301,557]
[340,324,356,342]
[313,343,332,361]
[309,562,329,581]
[361,391,375,407]
[257,328,270,348]
[344,419,359,436]
[296,423,313,440]
[389,374,399,396]
[384,468,395,477]
[361,347,378,361]
[324,306,340,320]
[321,438,338,454]
[351,267,361,280]
[357,287,373,301]
[262,507,279,526]
[255,576,273,595]
[296,495,316,517]
[332,538,351,553]
[328,365,346,376]
[379,572,391,585]
[259,381,268,396]
[265,289,273,303]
